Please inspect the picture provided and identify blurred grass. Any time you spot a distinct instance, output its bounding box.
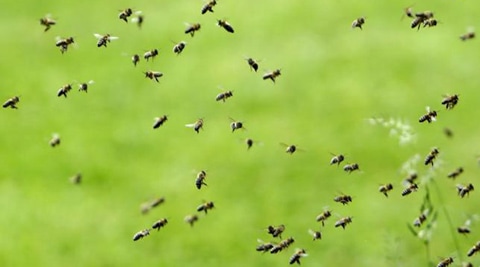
[1,0,480,266]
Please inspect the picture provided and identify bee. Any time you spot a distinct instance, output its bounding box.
[216,91,233,102]
[173,41,186,55]
[424,148,439,166]
[467,241,480,257]
[447,167,463,179]
[185,23,201,37]
[49,133,61,147]
[245,138,254,150]
[2,96,20,109]
[441,94,459,110]
[246,58,259,72]
[330,154,345,166]
[132,229,150,241]
[78,80,94,93]
[267,224,285,238]
[57,84,72,98]
[118,8,133,23]
[402,182,419,196]
[413,210,429,227]
[411,11,434,30]
[401,5,415,20]
[40,15,56,32]
[186,118,204,133]
[270,237,294,254]
[457,183,474,198]
[437,257,454,267]
[343,163,359,173]
[443,127,454,138]
[335,216,353,229]
[256,240,274,253]
[195,170,207,189]
[334,194,352,205]
[316,210,332,226]
[263,69,281,83]
[379,183,393,197]
[94,33,119,48]
[70,173,82,184]
[308,229,321,241]
[197,201,214,214]
[131,13,144,28]
[150,197,165,208]
[460,31,475,41]
[144,71,163,82]
[351,17,365,30]
[217,19,234,33]
[280,143,298,154]
[419,107,438,123]
[55,37,74,54]
[132,54,140,66]
[404,173,418,184]
[144,49,159,61]
[201,0,217,14]
[458,226,471,235]
[153,115,168,129]
[152,218,168,231]
[289,249,308,265]
[230,118,245,133]
[423,18,438,28]
[140,197,165,214]
[184,214,199,227]
[462,262,473,267]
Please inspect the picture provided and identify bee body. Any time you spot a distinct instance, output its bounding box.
[352,17,365,30]
[217,19,234,33]
[441,94,459,110]
[94,33,118,48]
[153,115,168,129]
[289,249,307,265]
[173,41,186,55]
[144,71,163,82]
[195,170,207,189]
[3,96,20,109]
[335,216,353,229]
[132,54,140,66]
[267,224,285,238]
[119,8,133,23]
[334,194,352,205]
[330,154,345,165]
[263,69,281,83]
[424,148,439,166]
[270,237,294,254]
[184,215,199,227]
[57,84,72,98]
[447,167,463,179]
[133,229,150,241]
[457,183,474,198]
[185,23,201,37]
[467,241,480,257]
[197,201,214,214]
[216,91,233,102]
[247,58,259,72]
[316,210,332,226]
[437,257,454,267]
[144,49,158,61]
[343,163,359,173]
[201,0,217,14]
[152,218,168,231]
[186,119,204,133]
[40,16,56,32]
[379,183,393,197]
[55,37,74,54]
[402,183,418,196]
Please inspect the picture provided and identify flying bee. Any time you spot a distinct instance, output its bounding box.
[40,15,56,32]
[132,229,150,241]
[132,54,140,66]
[379,183,393,197]
[78,80,94,93]
[2,96,20,109]
[457,183,474,198]
[195,170,207,189]
[424,147,439,166]
[49,133,61,147]
[256,240,274,253]
[411,11,434,30]
[197,201,214,214]
[201,0,217,14]
[144,71,163,82]
[413,210,429,227]
[245,138,254,150]
[404,173,418,184]
[152,218,168,231]
[186,118,204,133]
[184,214,199,227]
[351,17,365,30]
[441,94,459,110]
[447,167,463,179]
[316,210,332,226]
[263,69,281,83]
[343,163,359,173]
[267,224,285,238]
[229,118,245,132]
[437,257,454,267]
[462,262,473,267]
[140,197,165,214]
[94,33,119,48]
[216,91,233,102]
[402,182,418,196]
[401,5,415,20]
[217,19,234,33]
[55,37,74,54]
[308,229,322,241]
[419,107,438,123]
[460,30,475,41]
[289,249,308,265]
[458,219,472,235]
[173,41,186,55]
[423,18,438,28]
[280,143,298,154]
[335,216,353,229]
[468,241,480,257]
[334,194,352,205]
[70,173,82,184]
[330,153,345,166]
[246,58,259,72]
[144,49,158,61]
[153,115,168,129]
[130,11,144,28]
[118,8,133,23]
[57,84,72,98]
[185,23,201,37]
[443,127,454,138]
[270,237,294,254]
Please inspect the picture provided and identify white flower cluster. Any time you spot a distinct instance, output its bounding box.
[368,117,416,145]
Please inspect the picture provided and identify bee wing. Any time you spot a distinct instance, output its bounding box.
[109,36,119,41]
[185,123,196,128]
[308,229,316,236]
[93,33,103,39]
[279,142,289,147]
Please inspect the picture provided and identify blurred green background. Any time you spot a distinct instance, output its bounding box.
[1,0,480,266]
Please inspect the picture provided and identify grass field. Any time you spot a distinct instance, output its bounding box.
[1,0,480,266]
